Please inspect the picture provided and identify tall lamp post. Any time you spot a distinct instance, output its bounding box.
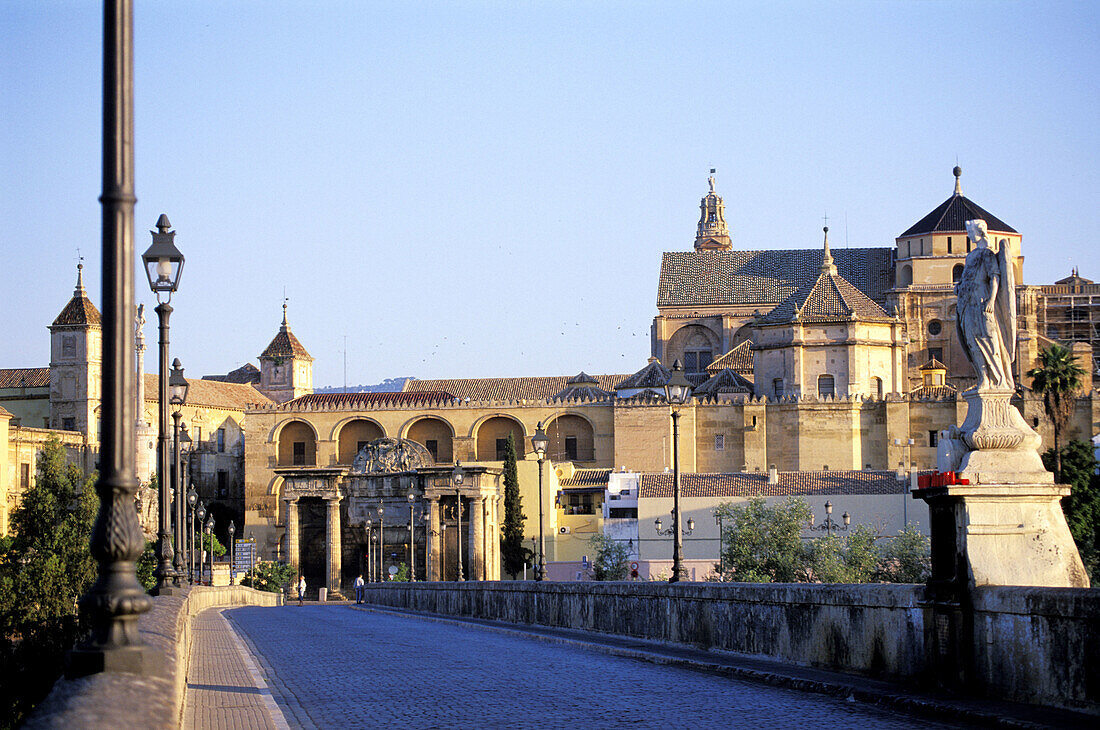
[204,514,214,585]
[452,463,465,582]
[364,520,373,582]
[169,359,188,587]
[186,487,198,584]
[142,214,184,595]
[406,493,417,582]
[196,501,207,583]
[714,510,725,578]
[228,520,236,584]
[178,422,192,582]
[810,502,851,536]
[376,502,385,582]
[664,360,694,583]
[530,424,549,581]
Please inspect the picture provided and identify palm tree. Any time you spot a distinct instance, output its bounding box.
[1027,343,1085,481]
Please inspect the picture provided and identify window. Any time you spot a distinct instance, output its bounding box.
[425,439,438,460]
[773,379,785,398]
[564,436,578,461]
[714,434,725,451]
[293,442,306,466]
[952,264,964,283]
[62,417,75,431]
[20,463,30,489]
[217,470,228,497]
[567,493,595,515]
[929,431,939,448]
[947,236,953,253]
[216,428,226,453]
[608,507,637,519]
[928,320,942,336]
[928,347,943,362]
[871,377,883,399]
[818,375,835,397]
[684,350,712,374]
[495,438,509,460]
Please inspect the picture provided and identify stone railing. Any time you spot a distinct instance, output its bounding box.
[25,585,282,729]
[359,581,1100,715]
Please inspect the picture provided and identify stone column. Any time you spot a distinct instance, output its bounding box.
[428,498,440,581]
[471,496,485,581]
[325,495,343,597]
[284,497,300,581]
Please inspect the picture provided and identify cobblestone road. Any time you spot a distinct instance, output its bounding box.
[224,605,963,729]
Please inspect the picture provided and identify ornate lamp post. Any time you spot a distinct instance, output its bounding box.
[664,360,694,582]
[406,492,417,582]
[248,530,256,575]
[714,510,725,578]
[196,501,207,583]
[178,422,192,582]
[364,519,373,582]
[186,487,198,584]
[452,463,465,582]
[204,514,215,585]
[169,358,188,586]
[228,520,236,583]
[655,512,695,570]
[376,501,385,582]
[810,501,851,536]
[142,215,184,595]
[530,424,549,581]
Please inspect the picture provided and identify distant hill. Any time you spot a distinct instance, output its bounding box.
[314,377,414,394]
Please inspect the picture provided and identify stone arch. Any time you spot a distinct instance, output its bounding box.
[952,263,964,283]
[474,415,526,461]
[275,419,318,466]
[899,264,913,287]
[334,417,385,464]
[870,376,883,399]
[403,416,455,463]
[545,412,596,462]
[667,324,721,374]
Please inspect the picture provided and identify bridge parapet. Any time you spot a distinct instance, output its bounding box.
[25,586,282,729]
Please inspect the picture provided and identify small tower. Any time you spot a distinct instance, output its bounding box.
[49,263,103,436]
[695,171,732,251]
[258,302,313,403]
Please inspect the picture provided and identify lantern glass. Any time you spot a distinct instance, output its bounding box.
[531,422,549,458]
[142,216,185,295]
[664,360,694,405]
[452,462,464,486]
[169,357,189,405]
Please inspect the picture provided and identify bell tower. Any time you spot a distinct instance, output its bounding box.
[49,263,103,437]
[258,302,314,403]
[695,170,732,251]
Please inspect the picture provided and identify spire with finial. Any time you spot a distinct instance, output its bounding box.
[282,299,288,328]
[74,262,86,296]
[953,165,963,195]
[695,169,731,251]
[820,226,837,275]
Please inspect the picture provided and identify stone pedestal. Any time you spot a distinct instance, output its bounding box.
[954,390,1050,485]
[914,482,1089,589]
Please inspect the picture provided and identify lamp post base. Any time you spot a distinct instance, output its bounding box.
[67,643,165,679]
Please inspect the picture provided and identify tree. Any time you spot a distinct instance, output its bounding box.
[0,436,98,728]
[1042,439,1100,582]
[499,433,528,579]
[588,533,630,580]
[241,561,296,593]
[1027,343,1085,481]
[875,523,932,583]
[805,524,880,583]
[717,497,811,582]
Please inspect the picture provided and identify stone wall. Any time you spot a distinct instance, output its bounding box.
[359,581,1100,714]
[25,585,282,729]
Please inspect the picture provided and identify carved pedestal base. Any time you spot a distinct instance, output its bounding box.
[956,389,1051,484]
[913,483,1090,589]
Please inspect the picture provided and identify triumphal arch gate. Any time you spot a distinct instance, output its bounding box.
[276,438,503,596]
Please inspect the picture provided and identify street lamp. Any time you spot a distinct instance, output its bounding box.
[809,501,851,536]
[894,437,915,527]
[178,421,192,584]
[531,423,549,581]
[452,463,465,582]
[204,514,214,585]
[664,359,694,582]
[376,501,385,582]
[714,510,725,578]
[143,215,184,596]
[169,358,188,587]
[248,530,256,576]
[655,513,694,537]
[228,520,237,584]
[186,486,198,584]
[196,501,207,584]
[407,492,417,582]
[364,519,373,582]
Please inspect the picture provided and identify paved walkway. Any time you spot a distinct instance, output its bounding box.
[182,608,289,730]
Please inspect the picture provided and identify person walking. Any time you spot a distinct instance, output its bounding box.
[297,575,306,606]
[354,574,365,604]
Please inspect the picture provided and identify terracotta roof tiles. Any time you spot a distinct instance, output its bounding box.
[900,193,1015,237]
[283,391,457,409]
[0,367,50,388]
[763,269,893,324]
[638,470,905,499]
[560,468,612,487]
[142,374,272,410]
[706,342,753,374]
[405,374,626,402]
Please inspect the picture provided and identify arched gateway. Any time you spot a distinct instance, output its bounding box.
[276,438,503,597]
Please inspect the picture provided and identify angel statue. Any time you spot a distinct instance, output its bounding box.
[955,219,1015,391]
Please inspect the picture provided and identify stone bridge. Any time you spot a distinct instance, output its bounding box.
[24,582,1100,728]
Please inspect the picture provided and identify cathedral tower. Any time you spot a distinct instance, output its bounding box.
[258,303,313,403]
[695,171,732,251]
[49,264,103,436]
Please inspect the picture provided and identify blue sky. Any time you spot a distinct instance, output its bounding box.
[3,1,1098,386]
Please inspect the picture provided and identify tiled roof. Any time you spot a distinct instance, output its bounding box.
[143,374,272,410]
[919,358,948,371]
[261,326,312,362]
[282,391,457,408]
[694,368,754,397]
[909,385,957,399]
[707,342,753,374]
[553,371,613,401]
[203,363,261,384]
[0,367,50,388]
[763,269,892,324]
[560,468,612,487]
[900,193,1015,237]
[638,470,906,499]
[405,374,626,402]
[657,248,893,309]
[615,360,670,390]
